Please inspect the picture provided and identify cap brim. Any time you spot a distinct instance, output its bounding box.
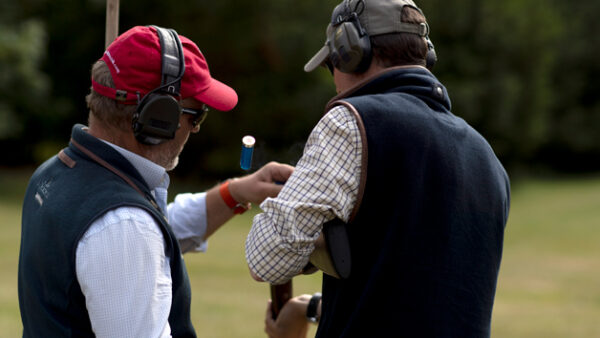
[194,78,238,112]
[304,45,330,73]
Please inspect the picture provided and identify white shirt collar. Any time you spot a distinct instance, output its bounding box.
[100,140,170,191]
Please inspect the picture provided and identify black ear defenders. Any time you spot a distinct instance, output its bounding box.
[132,26,185,145]
[425,35,437,70]
[328,0,372,73]
[327,0,437,73]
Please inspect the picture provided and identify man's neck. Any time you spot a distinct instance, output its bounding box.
[331,64,427,103]
[88,123,147,158]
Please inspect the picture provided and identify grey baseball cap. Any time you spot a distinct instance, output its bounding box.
[304,0,429,72]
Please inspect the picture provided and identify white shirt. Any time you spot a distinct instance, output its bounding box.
[75,141,208,337]
[246,105,363,284]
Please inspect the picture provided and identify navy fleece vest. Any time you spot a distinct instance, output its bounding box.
[19,125,195,337]
[316,68,510,338]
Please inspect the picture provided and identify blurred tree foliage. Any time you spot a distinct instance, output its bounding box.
[1,0,598,180]
[421,0,600,173]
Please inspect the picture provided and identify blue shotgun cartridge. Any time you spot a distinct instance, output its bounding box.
[240,135,255,171]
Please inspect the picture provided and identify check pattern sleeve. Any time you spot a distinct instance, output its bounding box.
[245,105,363,284]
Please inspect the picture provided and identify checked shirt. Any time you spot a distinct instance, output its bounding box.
[246,105,363,284]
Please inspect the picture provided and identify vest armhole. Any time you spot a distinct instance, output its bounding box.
[328,100,368,223]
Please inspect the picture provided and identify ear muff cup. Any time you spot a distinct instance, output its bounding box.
[425,37,437,70]
[329,19,372,73]
[133,94,181,143]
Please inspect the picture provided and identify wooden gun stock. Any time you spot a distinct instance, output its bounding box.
[304,218,351,279]
[270,281,293,319]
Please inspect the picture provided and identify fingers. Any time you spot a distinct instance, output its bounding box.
[266,299,274,322]
[265,300,276,336]
[256,162,294,201]
[259,182,284,200]
[270,162,295,183]
[229,162,294,205]
[247,164,294,204]
[259,162,294,183]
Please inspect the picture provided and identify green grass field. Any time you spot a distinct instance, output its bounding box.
[1,169,599,337]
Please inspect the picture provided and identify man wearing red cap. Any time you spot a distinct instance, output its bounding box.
[18,25,293,337]
[245,0,510,337]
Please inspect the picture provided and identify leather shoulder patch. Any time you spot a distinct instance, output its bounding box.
[58,149,77,168]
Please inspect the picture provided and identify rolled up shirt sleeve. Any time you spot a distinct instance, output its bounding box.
[245,105,363,284]
[167,192,209,253]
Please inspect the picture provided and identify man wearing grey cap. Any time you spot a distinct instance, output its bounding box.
[245,1,510,337]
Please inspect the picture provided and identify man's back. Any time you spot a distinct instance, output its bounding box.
[317,67,510,337]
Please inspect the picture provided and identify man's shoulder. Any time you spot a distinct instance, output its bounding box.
[81,206,163,242]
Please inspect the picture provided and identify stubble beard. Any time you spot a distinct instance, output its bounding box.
[147,139,184,172]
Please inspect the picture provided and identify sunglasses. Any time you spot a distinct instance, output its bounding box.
[181,104,209,128]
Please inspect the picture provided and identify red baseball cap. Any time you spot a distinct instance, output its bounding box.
[92,26,238,111]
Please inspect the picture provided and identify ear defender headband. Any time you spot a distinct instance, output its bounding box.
[326,0,437,73]
[132,26,186,145]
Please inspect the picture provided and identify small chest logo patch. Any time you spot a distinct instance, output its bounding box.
[35,179,52,206]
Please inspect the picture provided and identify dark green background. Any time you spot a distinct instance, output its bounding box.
[2,0,599,182]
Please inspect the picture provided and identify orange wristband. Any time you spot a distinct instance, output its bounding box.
[219,180,249,214]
